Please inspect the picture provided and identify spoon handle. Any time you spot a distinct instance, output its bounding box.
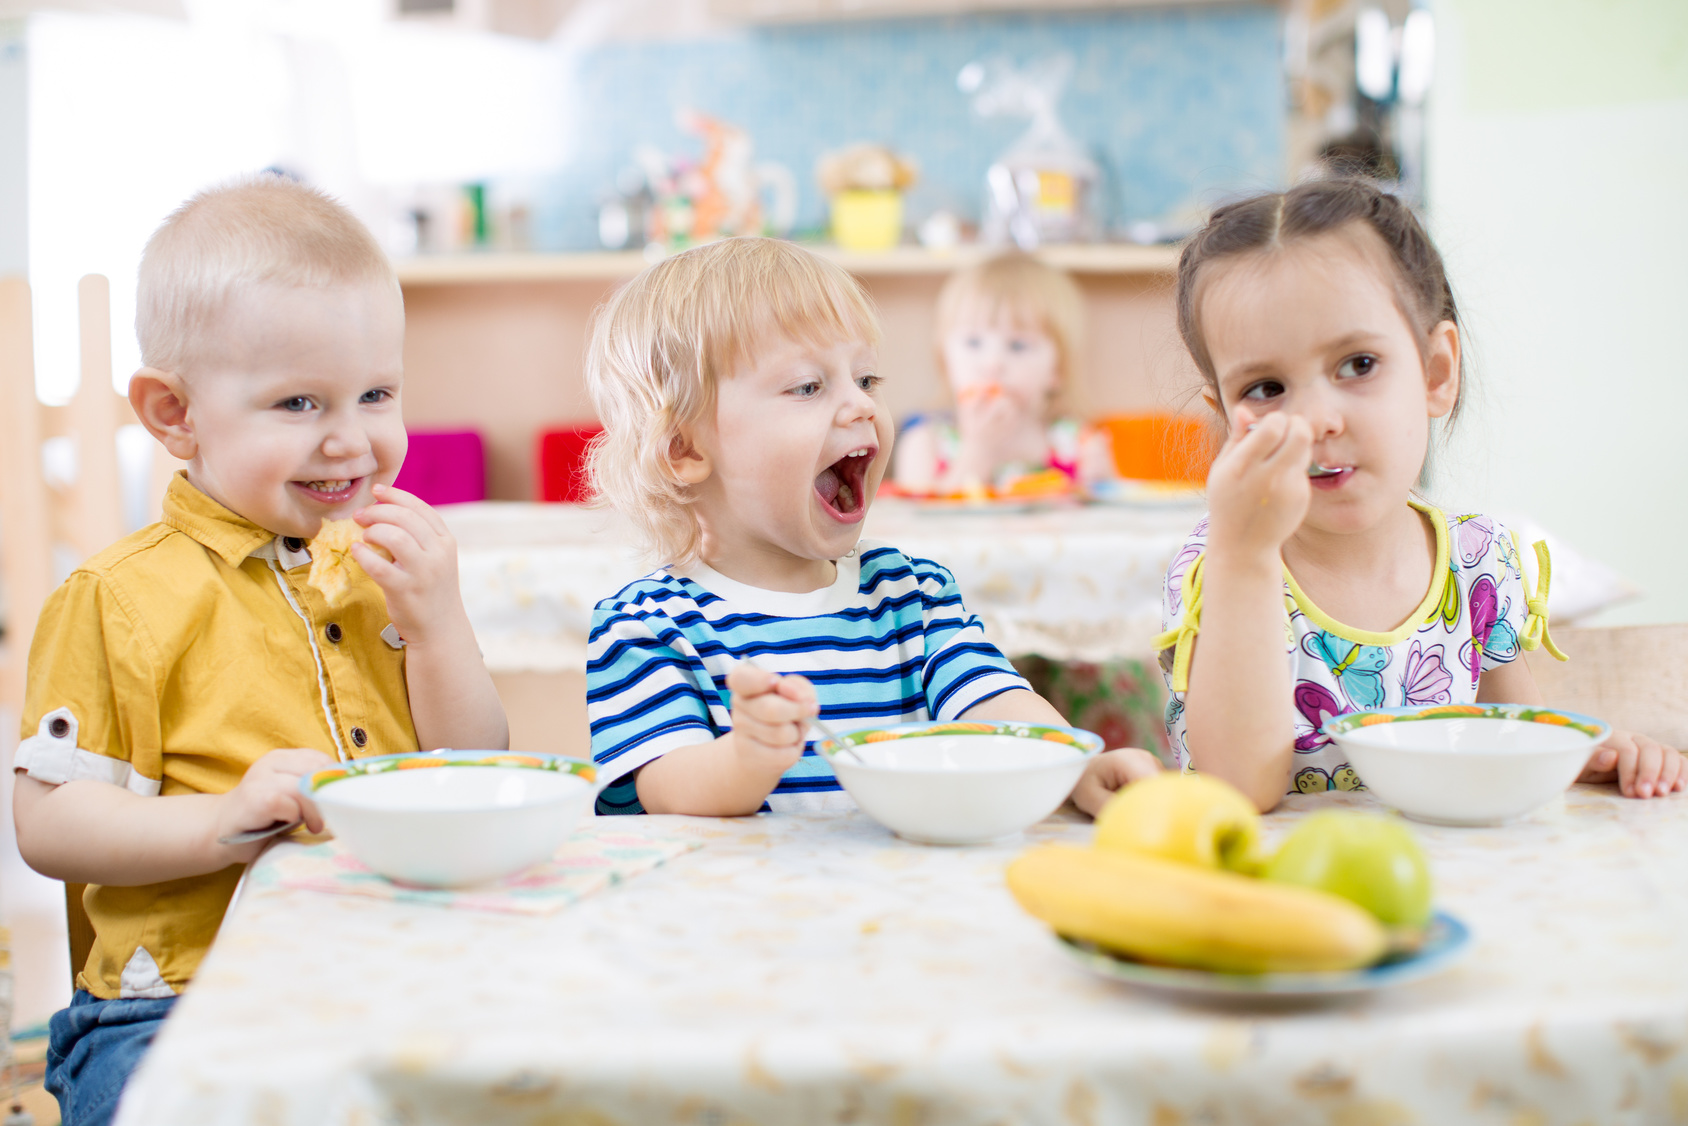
[218,819,303,846]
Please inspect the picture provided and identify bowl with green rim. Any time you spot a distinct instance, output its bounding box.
[300,751,597,886]
[1323,705,1609,827]
[817,720,1103,845]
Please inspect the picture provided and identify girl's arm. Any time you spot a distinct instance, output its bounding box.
[1479,659,1686,798]
[636,664,814,816]
[1182,413,1314,812]
[353,484,509,752]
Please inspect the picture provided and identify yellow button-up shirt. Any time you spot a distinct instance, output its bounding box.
[17,474,417,999]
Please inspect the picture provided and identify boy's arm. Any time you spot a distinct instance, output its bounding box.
[635,665,814,816]
[12,748,332,885]
[353,484,508,751]
[960,687,1065,726]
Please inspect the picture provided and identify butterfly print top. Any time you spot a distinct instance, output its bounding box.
[1155,502,1559,795]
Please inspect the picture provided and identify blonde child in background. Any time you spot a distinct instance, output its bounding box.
[1156,178,1684,811]
[13,175,507,1126]
[584,238,1160,817]
[892,252,1114,496]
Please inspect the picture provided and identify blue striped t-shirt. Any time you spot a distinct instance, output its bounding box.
[586,541,1029,815]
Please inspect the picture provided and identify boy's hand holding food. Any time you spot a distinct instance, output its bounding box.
[311,482,508,753]
[339,483,467,645]
[727,662,818,779]
[213,748,334,863]
[1205,409,1313,561]
[1070,747,1163,817]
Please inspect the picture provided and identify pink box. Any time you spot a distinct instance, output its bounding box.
[394,430,486,506]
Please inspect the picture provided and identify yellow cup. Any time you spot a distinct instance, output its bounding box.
[831,189,903,251]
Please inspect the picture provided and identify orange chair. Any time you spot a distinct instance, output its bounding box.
[1095,413,1215,484]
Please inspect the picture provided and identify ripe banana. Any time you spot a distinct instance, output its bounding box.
[1007,844,1387,974]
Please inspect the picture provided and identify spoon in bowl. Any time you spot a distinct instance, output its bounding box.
[809,715,865,764]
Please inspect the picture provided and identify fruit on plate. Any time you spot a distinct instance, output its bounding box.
[1007,844,1387,974]
[1093,772,1262,873]
[1263,811,1433,929]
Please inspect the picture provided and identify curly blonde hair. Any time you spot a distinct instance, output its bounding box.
[585,238,881,565]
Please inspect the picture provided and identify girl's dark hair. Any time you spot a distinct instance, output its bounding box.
[1175,178,1464,425]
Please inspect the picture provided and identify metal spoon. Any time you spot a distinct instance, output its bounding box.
[810,715,865,764]
[218,819,303,846]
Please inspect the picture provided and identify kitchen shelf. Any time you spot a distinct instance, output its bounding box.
[394,242,1182,286]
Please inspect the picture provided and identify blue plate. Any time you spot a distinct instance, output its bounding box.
[1059,910,1471,997]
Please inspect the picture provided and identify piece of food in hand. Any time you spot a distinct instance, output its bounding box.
[307,518,392,606]
[1263,811,1433,930]
[1093,772,1262,873]
[1008,844,1386,974]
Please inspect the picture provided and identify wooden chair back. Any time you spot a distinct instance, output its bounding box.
[2,274,152,987]
[1525,624,1688,749]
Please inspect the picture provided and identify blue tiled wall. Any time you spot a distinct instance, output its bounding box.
[534,6,1284,251]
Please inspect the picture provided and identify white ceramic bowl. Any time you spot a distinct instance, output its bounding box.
[820,721,1103,845]
[1323,705,1610,827]
[300,752,597,886]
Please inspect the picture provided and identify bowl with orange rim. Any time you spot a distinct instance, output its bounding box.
[300,751,597,886]
[1323,705,1610,827]
[816,721,1103,845]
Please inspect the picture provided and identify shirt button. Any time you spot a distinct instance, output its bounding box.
[49,717,70,738]
[350,727,368,748]
[325,623,343,644]
[284,537,305,553]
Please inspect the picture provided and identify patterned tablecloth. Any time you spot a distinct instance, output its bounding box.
[117,787,1688,1126]
[444,497,1208,672]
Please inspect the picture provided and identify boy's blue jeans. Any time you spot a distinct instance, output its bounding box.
[46,990,179,1126]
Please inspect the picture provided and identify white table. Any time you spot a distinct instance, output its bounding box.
[445,497,1208,673]
[117,787,1688,1125]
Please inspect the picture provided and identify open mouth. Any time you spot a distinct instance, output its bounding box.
[814,447,875,523]
[292,478,364,505]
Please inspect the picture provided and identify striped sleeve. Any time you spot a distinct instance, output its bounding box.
[907,556,1029,720]
[586,590,720,815]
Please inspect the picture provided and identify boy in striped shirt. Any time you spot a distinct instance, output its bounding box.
[584,238,1160,817]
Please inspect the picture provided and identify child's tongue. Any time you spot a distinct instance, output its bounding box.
[815,465,842,506]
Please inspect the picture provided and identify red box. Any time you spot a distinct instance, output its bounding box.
[537,424,605,503]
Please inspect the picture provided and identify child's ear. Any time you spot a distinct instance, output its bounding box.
[666,429,712,487]
[1424,320,1461,418]
[129,367,198,461]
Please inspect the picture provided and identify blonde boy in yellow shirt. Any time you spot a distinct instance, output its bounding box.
[12,175,507,1126]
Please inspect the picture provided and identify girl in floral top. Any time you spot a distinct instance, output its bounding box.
[1155,179,1683,809]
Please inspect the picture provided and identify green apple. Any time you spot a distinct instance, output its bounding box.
[1263,811,1432,929]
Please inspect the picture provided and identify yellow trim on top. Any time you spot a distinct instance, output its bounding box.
[1281,500,1449,648]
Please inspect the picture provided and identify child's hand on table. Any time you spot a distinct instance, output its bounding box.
[351,483,466,646]
[1578,730,1686,798]
[1070,747,1163,817]
[727,662,818,778]
[214,748,334,862]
